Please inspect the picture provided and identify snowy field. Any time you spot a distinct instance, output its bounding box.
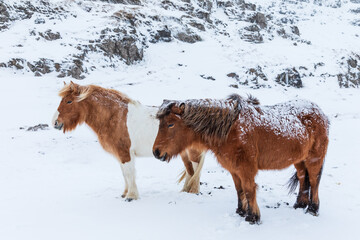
[1,0,360,239]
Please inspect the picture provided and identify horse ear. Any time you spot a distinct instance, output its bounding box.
[69,81,75,90]
[171,102,185,115]
[69,81,80,95]
[63,81,66,86]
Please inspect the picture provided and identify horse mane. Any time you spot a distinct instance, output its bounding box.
[58,83,134,103]
[158,94,253,142]
[246,94,260,105]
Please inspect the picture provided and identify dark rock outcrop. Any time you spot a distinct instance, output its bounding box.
[227,66,269,89]
[99,0,142,5]
[97,36,143,65]
[39,30,61,41]
[150,27,172,43]
[249,12,267,29]
[337,55,360,88]
[275,68,303,88]
[0,3,10,30]
[175,31,202,43]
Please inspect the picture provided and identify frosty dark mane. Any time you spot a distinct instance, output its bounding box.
[157,94,248,142]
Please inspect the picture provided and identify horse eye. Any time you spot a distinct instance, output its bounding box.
[67,101,72,104]
[168,124,174,128]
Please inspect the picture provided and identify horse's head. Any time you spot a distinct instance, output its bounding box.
[52,81,88,133]
[153,100,196,162]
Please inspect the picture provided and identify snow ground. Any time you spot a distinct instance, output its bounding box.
[1,0,360,239]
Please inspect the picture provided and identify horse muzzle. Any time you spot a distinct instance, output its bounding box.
[159,153,168,162]
[54,120,64,130]
[52,111,63,130]
[153,149,167,162]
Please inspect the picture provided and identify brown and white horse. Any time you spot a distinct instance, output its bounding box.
[53,82,204,201]
[153,94,329,224]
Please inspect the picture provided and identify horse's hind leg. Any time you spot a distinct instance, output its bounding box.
[231,173,247,217]
[293,162,310,209]
[304,156,324,216]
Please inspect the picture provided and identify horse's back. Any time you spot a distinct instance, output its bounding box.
[261,99,328,135]
[245,99,329,169]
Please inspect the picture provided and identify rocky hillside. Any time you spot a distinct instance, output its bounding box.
[0,0,360,87]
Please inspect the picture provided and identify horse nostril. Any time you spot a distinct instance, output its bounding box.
[153,149,160,159]
[55,120,58,126]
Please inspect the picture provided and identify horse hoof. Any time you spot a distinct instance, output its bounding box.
[121,194,126,198]
[293,202,308,209]
[245,214,260,224]
[125,198,134,202]
[236,208,246,217]
[306,203,319,216]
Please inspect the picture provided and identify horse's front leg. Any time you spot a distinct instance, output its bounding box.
[231,173,247,217]
[120,163,129,198]
[237,170,260,224]
[119,152,139,201]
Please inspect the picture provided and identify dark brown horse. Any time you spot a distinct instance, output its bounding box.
[53,82,205,201]
[153,94,329,224]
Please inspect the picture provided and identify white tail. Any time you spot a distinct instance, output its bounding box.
[178,152,205,193]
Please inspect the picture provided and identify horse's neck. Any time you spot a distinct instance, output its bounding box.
[190,131,228,156]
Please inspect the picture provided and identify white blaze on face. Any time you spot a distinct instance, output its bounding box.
[52,110,59,127]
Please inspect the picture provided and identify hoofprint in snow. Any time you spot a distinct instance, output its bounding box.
[1,0,360,240]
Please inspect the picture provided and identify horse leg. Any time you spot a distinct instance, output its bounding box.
[119,152,139,201]
[120,164,129,198]
[238,171,260,224]
[304,156,324,216]
[187,149,205,194]
[231,173,247,217]
[179,150,194,193]
[293,162,310,209]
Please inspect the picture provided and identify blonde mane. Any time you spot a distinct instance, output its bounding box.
[58,83,134,103]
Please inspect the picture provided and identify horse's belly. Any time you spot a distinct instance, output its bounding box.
[257,138,310,170]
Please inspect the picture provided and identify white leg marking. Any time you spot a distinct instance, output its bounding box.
[120,164,129,198]
[120,155,139,200]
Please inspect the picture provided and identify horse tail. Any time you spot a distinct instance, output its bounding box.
[316,161,325,189]
[177,152,205,193]
[187,151,205,187]
[287,169,310,194]
[177,170,186,184]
